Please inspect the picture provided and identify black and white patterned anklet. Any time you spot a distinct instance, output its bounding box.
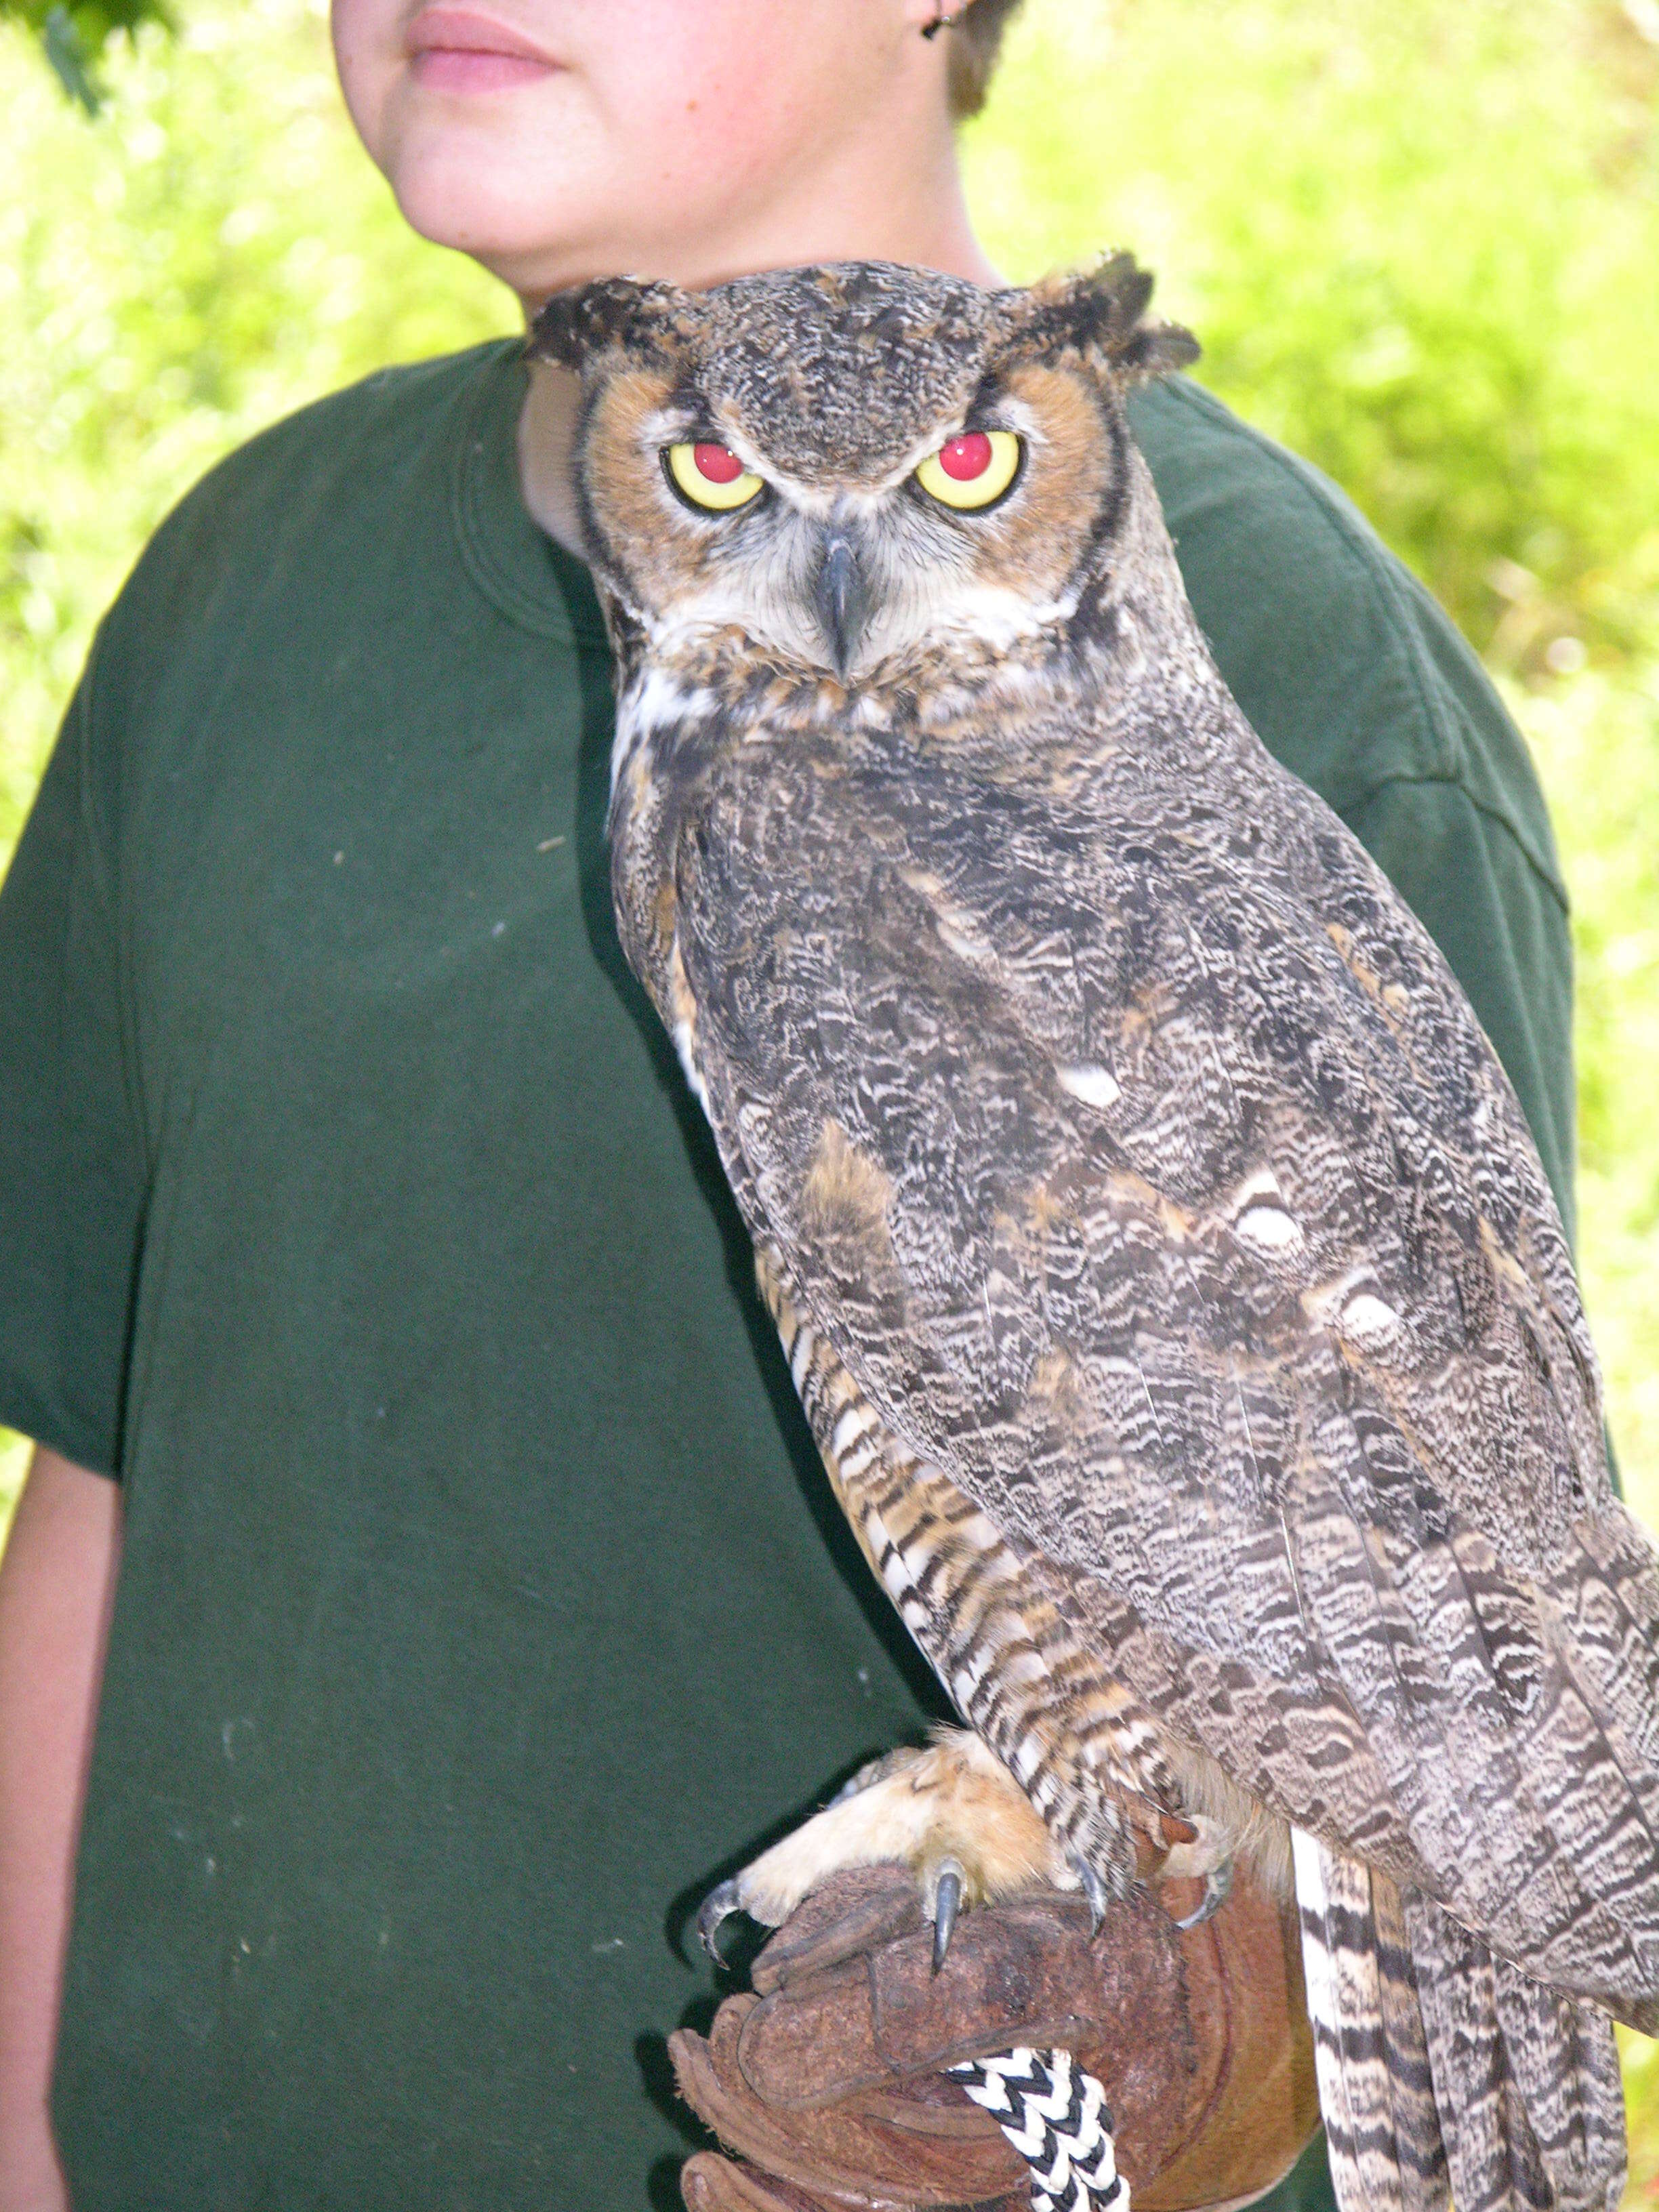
[949,2045,1125,2212]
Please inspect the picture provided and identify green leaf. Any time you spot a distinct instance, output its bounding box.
[0,0,174,111]
[41,5,98,111]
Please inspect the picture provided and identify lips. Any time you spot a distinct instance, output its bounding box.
[405,7,558,91]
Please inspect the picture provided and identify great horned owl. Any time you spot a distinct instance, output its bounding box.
[531,259,1659,2212]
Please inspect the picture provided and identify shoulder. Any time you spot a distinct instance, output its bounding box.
[168,337,514,518]
[98,340,519,669]
[67,339,526,863]
[1126,375,1564,912]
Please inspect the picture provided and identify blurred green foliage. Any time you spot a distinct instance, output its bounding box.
[967,0,1659,676]
[2,0,1659,2154]
[2,0,171,110]
[1,0,166,34]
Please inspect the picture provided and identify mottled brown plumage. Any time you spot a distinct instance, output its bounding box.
[531,257,1659,2212]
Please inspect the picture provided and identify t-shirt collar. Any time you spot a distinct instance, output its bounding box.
[451,341,610,652]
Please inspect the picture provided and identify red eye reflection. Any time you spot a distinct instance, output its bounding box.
[692,443,745,484]
[938,432,994,482]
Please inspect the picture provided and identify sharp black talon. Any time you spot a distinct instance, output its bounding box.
[931,1859,964,1973]
[1175,1858,1233,1930]
[696,1878,745,1964]
[1072,1853,1111,1932]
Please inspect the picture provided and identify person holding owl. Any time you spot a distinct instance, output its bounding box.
[0,5,1584,2212]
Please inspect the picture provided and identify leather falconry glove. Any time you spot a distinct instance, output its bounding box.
[674,1856,1321,2212]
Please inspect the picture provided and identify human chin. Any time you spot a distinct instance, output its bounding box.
[376,96,615,279]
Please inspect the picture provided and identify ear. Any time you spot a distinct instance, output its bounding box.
[994,253,1200,384]
[528,276,698,373]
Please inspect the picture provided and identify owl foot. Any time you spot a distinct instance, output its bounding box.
[1158,1814,1233,1927]
[1070,1849,1112,1931]
[697,1729,1078,1969]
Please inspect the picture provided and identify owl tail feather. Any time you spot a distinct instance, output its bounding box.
[1403,1883,1625,2212]
[1292,1830,1448,2212]
[1293,1831,1626,2212]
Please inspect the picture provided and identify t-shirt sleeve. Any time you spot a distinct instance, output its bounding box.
[0,636,148,1477]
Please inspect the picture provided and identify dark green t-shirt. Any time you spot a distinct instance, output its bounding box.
[0,340,1572,2211]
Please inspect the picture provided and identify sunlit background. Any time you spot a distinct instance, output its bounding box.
[2,0,1658,2182]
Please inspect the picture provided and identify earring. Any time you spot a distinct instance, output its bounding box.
[921,5,966,37]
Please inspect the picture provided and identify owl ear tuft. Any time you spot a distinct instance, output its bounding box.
[996,253,1200,384]
[529,277,696,372]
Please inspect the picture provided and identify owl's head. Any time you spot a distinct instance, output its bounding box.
[531,256,1197,691]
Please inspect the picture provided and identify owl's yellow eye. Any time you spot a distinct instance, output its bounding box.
[914,429,1022,512]
[664,441,765,512]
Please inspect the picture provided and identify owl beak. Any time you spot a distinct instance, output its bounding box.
[813,531,873,679]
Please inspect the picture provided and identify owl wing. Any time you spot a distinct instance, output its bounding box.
[670,722,1659,2023]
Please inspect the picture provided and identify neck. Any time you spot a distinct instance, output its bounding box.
[515,30,1000,314]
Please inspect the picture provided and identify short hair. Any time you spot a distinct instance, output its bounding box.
[947,0,1027,121]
